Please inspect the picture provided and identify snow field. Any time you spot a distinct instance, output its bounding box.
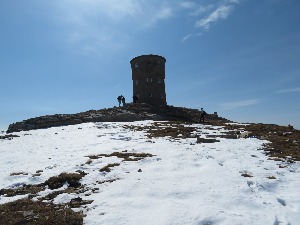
[0,121,300,225]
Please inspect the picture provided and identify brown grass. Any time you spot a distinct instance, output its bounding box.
[86,151,154,162]
[99,163,120,172]
[0,184,45,198]
[45,172,86,190]
[10,172,28,176]
[241,173,253,178]
[0,198,83,225]
[224,123,300,162]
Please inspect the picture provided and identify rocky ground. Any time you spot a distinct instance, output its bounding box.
[6,103,229,133]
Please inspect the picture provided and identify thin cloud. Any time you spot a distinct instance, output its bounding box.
[180,1,196,9]
[182,33,202,42]
[189,5,215,17]
[195,5,233,30]
[180,0,241,42]
[53,1,175,55]
[148,4,174,26]
[275,87,300,94]
[220,99,261,110]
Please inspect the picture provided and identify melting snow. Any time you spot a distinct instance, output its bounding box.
[0,121,300,225]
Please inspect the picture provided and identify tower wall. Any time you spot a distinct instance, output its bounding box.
[130,55,167,106]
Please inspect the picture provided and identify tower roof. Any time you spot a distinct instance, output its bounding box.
[130,54,166,64]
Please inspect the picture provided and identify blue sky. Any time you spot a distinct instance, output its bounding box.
[1,0,300,131]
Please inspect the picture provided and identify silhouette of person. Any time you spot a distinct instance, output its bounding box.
[200,108,207,123]
[133,94,138,104]
[121,96,126,106]
[117,95,123,107]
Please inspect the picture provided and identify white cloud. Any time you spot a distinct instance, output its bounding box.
[52,1,175,55]
[227,0,240,4]
[182,34,194,42]
[148,4,174,26]
[47,0,242,49]
[189,5,214,17]
[275,87,300,94]
[195,5,233,29]
[220,99,261,110]
[180,1,196,9]
[182,33,202,42]
[62,0,142,22]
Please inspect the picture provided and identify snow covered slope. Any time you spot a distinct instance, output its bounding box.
[1,121,300,225]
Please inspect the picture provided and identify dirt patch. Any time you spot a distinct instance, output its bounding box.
[0,198,83,225]
[86,151,155,163]
[123,121,197,139]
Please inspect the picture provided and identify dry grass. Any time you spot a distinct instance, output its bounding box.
[241,173,253,178]
[45,172,86,190]
[0,198,83,225]
[10,171,29,176]
[0,171,89,225]
[123,121,197,139]
[224,123,300,162]
[99,163,120,172]
[86,151,154,163]
[0,184,45,197]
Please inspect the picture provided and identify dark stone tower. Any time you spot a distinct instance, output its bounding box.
[130,54,167,106]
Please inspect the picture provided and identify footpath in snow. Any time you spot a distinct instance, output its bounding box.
[0,121,300,225]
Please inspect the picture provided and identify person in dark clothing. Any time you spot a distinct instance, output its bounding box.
[117,95,123,107]
[200,108,207,123]
[133,94,138,104]
[121,96,126,106]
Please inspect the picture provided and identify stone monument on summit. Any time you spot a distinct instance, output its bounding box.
[130,54,167,106]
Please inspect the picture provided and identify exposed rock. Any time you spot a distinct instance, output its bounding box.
[69,197,93,208]
[6,104,230,133]
[0,134,20,139]
[196,137,220,144]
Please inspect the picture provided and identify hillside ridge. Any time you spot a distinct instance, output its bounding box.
[5,104,300,161]
[6,104,229,133]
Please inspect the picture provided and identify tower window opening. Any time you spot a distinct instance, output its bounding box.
[147,78,152,83]
[160,94,164,99]
[135,80,139,85]
[149,93,153,97]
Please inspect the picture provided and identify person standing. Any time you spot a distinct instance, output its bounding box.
[133,94,138,104]
[200,108,207,123]
[117,95,123,107]
[121,96,126,106]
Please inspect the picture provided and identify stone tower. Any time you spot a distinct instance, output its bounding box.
[130,54,167,106]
